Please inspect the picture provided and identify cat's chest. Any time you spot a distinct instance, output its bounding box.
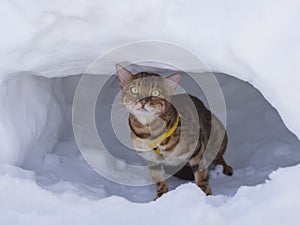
[138,148,186,165]
[132,138,189,165]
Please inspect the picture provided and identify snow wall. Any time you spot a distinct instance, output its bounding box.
[0,0,299,167]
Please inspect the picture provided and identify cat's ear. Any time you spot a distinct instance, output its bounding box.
[165,73,182,92]
[116,64,133,88]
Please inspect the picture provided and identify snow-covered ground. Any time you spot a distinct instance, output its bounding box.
[0,0,300,224]
[1,165,300,225]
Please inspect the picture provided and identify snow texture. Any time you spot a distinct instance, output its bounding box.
[0,75,64,166]
[0,0,299,138]
[0,0,300,224]
[0,164,299,225]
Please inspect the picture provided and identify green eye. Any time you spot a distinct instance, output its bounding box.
[151,89,160,97]
[130,86,139,95]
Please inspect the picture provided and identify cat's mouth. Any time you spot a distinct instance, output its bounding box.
[131,103,154,114]
[130,101,161,115]
[137,107,148,112]
[136,104,151,113]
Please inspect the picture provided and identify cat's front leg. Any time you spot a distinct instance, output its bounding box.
[192,167,212,195]
[147,161,168,199]
[189,155,212,195]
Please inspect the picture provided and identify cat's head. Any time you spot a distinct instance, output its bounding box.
[116,64,182,118]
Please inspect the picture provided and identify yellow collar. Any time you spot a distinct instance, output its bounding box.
[149,113,180,156]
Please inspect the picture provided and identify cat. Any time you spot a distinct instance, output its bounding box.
[116,64,233,199]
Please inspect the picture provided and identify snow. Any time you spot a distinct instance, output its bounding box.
[0,75,64,166]
[1,0,300,164]
[1,164,299,225]
[0,0,300,224]
[0,0,299,137]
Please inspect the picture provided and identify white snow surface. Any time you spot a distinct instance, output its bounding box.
[0,75,64,166]
[0,0,300,138]
[1,164,299,225]
[0,0,300,224]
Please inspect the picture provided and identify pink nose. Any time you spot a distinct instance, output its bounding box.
[139,97,149,106]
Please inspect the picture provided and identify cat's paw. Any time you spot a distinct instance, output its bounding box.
[154,194,163,200]
[223,165,233,176]
[198,184,213,196]
[154,190,168,200]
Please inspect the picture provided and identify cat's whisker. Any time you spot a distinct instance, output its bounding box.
[113,111,129,122]
[111,107,130,121]
[111,107,127,117]
[105,102,128,108]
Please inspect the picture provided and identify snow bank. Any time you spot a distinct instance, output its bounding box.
[1,0,300,138]
[0,75,64,166]
[0,164,299,225]
[0,1,299,223]
[0,163,36,180]
[0,0,299,166]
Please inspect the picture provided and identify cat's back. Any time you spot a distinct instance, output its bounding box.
[171,93,211,126]
[171,94,225,150]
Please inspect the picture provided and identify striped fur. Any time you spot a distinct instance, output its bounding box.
[116,65,233,199]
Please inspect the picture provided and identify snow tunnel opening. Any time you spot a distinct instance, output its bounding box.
[7,71,300,201]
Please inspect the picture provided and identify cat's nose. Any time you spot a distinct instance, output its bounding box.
[139,97,150,106]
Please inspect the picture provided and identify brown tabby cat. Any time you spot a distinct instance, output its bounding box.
[116,64,233,199]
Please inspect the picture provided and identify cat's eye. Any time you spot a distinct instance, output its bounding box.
[151,89,160,97]
[130,86,139,95]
